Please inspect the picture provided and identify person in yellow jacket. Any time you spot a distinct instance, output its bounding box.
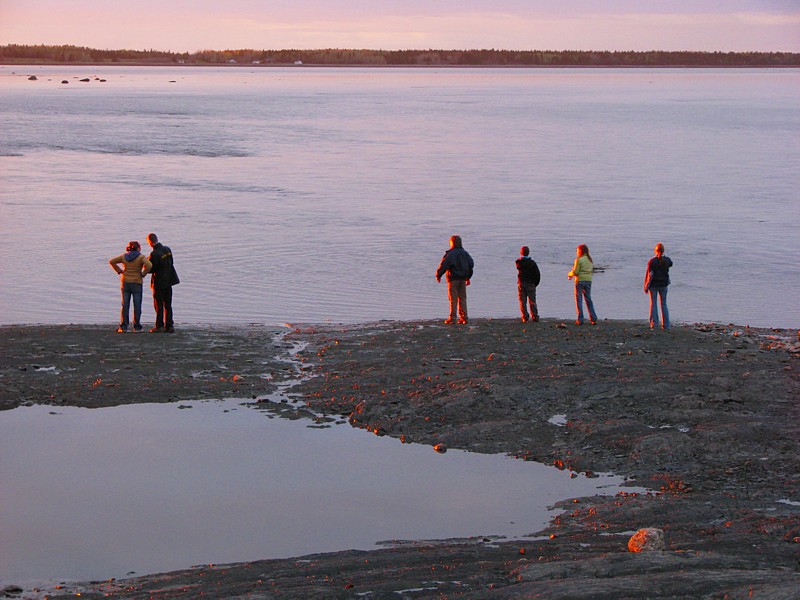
[567,244,598,325]
[109,241,152,332]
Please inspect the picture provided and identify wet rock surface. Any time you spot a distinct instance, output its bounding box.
[2,319,799,599]
[0,324,295,411]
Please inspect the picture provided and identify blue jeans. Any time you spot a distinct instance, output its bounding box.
[120,282,143,330]
[649,286,669,329]
[575,281,597,324]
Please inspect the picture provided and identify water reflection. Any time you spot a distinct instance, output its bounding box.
[0,399,634,585]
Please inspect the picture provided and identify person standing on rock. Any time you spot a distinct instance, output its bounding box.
[644,243,673,330]
[436,235,474,324]
[146,233,179,333]
[109,241,152,333]
[516,246,541,323]
[568,244,597,325]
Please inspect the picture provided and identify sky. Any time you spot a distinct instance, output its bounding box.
[1,0,798,53]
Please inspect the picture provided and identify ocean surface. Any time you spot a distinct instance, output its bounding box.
[1,66,798,328]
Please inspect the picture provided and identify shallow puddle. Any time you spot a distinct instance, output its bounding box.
[1,398,635,586]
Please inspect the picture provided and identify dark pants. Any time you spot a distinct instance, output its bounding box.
[518,281,539,321]
[153,286,174,329]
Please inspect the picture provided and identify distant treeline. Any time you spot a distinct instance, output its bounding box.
[2,44,799,67]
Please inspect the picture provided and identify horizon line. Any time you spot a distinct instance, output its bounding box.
[3,43,800,55]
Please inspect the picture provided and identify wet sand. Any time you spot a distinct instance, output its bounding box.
[1,319,799,599]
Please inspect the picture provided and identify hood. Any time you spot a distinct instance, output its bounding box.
[124,250,141,262]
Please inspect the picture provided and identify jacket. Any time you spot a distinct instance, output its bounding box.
[148,243,179,289]
[645,256,672,289]
[516,256,541,286]
[109,252,152,285]
[437,248,474,282]
[569,256,593,282]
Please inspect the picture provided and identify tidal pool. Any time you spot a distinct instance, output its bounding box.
[0,398,636,586]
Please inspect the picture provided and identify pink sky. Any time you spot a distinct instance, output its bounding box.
[1,0,798,52]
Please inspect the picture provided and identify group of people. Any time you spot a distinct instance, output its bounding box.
[109,233,179,333]
[436,236,673,330]
[112,233,672,333]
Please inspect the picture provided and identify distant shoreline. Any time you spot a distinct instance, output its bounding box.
[5,45,797,69]
[4,61,800,69]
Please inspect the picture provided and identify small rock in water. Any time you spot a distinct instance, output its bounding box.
[433,443,447,453]
[628,527,665,552]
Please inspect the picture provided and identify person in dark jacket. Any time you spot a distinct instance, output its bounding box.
[147,233,179,333]
[436,235,474,324]
[516,245,541,323]
[644,243,673,330]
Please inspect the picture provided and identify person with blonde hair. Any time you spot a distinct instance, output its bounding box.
[109,241,152,333]
[644,243,673,330]
[567,244,597,325]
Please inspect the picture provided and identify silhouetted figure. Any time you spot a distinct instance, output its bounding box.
[147,233,179,333]
[644,243,673,330]
[516,246,541,322]
[436,235,474,324]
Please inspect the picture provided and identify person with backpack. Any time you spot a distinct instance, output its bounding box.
[644,243,673,330]
[516,245,541,323]
[146,233,179,333]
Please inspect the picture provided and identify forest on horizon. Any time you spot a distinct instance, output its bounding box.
[2,44,799,67]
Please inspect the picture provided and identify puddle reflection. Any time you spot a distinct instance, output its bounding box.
[1,399,634,585]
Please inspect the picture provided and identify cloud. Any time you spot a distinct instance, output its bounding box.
[201,10,800,52]
[1,3,798,52]
[733,11,800,26]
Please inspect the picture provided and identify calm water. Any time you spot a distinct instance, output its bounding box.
[0,398,636,585]
[0,66,798,328]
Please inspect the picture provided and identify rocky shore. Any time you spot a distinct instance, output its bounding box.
[1,319,799,599]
